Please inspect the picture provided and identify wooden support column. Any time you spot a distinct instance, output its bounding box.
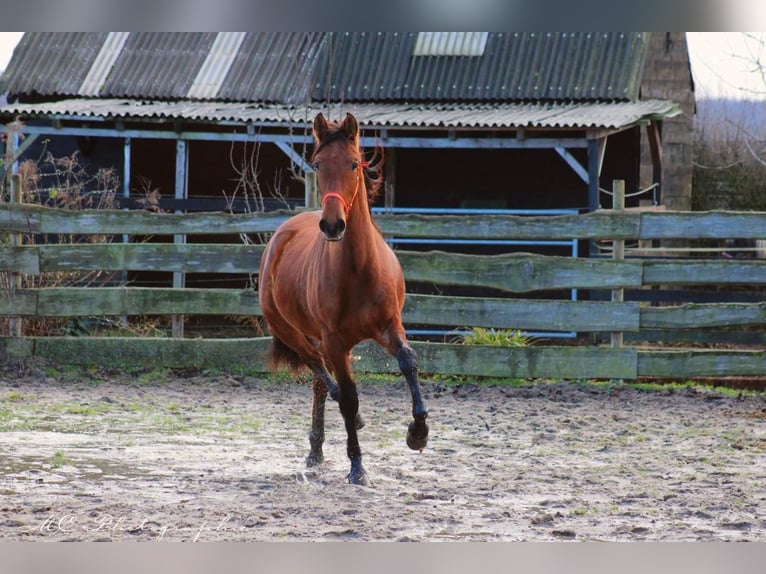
[305,171,318,209]
[384,148,396,208]
[172,139,188,338]
[587,136,607,212]
[587,136,607,256]
[8,174,23,337]
[646,120,663,206]
[610,180,625,381]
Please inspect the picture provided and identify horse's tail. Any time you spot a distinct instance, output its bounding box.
[268,336,305,373]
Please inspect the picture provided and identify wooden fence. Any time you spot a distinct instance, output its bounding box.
[2,185,766,380]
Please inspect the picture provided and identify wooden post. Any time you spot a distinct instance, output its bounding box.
[8,174,23,337]
[610,180,625,353]
[172,139,188,338]
[305,171,318,209]
[384,148,396,209]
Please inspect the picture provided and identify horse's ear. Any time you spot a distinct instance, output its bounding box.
[313,113,329,144]
[340,113,359,141]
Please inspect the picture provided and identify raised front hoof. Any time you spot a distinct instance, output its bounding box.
[306,451,324,467]
[347,468,370,487]
[355,412,366,430]
[406,420,429,452]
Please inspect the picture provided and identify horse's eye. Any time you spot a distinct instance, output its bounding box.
[351,161,360,171]
[312,162,320,171]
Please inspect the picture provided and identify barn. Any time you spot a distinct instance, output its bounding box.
[0,32,691,220]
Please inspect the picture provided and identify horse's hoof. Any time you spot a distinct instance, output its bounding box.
[347,469,370,487]
[406,420,429,452]
[306,452,324,467]
[355,412,365,430]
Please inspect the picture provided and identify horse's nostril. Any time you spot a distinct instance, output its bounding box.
[319,218,345,240]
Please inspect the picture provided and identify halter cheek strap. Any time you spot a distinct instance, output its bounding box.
[320,161,369,213]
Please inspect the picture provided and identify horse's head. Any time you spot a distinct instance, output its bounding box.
[312,112,367,242]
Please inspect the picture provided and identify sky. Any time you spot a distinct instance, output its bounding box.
[686,32,765,99]
[0,32,765,100]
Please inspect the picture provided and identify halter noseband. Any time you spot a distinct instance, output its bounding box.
[320,161,369,213]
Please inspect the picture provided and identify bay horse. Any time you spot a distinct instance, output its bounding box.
[258,112,429,486]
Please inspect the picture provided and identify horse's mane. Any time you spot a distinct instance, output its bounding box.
[312,126,384,204]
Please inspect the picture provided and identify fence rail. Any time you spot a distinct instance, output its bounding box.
[2,196,766,379]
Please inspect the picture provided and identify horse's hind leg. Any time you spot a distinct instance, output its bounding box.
[304,360,363,469]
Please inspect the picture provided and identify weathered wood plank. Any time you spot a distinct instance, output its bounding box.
[375,211,641,240]
[16,336,274,369]
[640,211,766,240]
[0,287,637,333]
[643,259,766,285]
[0,204,293,235]
[3,245,645,291]
[624,330,766,346]
[5,205,766,241]
[0,290,37,315]
[0,337,34,364]
[6,336,766,379]
[0,287,260,317]
[640,302,766,329]
[0,246,40,273]
[403,294,640,332]
[0,336,637,378]
[355,341,638,378]
[637,349,766,377]
[398,251,643,291]
[0,205,41,234]
[24,244,264,274]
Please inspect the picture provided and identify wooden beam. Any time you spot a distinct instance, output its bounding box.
[646,120,663,205]
[173,139,188,338]
[554,147,588,184]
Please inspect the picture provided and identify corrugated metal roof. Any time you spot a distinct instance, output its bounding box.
[101,32,216,99]
[217,32,326,104]
[78,32,130,96]
[0,98,680,130]
[2,32,652,104]
[314,32,650,101]
[187,32,247,99]
[2,32,107,96]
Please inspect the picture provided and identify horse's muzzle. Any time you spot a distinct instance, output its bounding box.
[319,218,346,241]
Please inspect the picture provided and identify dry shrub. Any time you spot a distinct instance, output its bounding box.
[1,151,121,336]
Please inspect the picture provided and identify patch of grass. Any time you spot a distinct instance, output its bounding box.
[50,450,74,468]
[2,391,28,403]
[455,328,534,347]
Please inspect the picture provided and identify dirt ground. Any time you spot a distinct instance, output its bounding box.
[0,364,763,542]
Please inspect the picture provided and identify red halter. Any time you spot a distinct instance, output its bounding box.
[320,161,369,213]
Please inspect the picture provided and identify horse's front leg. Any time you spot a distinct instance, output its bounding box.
[306,375,327,467]
[326,347,369,486]
[395,343,429,452]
